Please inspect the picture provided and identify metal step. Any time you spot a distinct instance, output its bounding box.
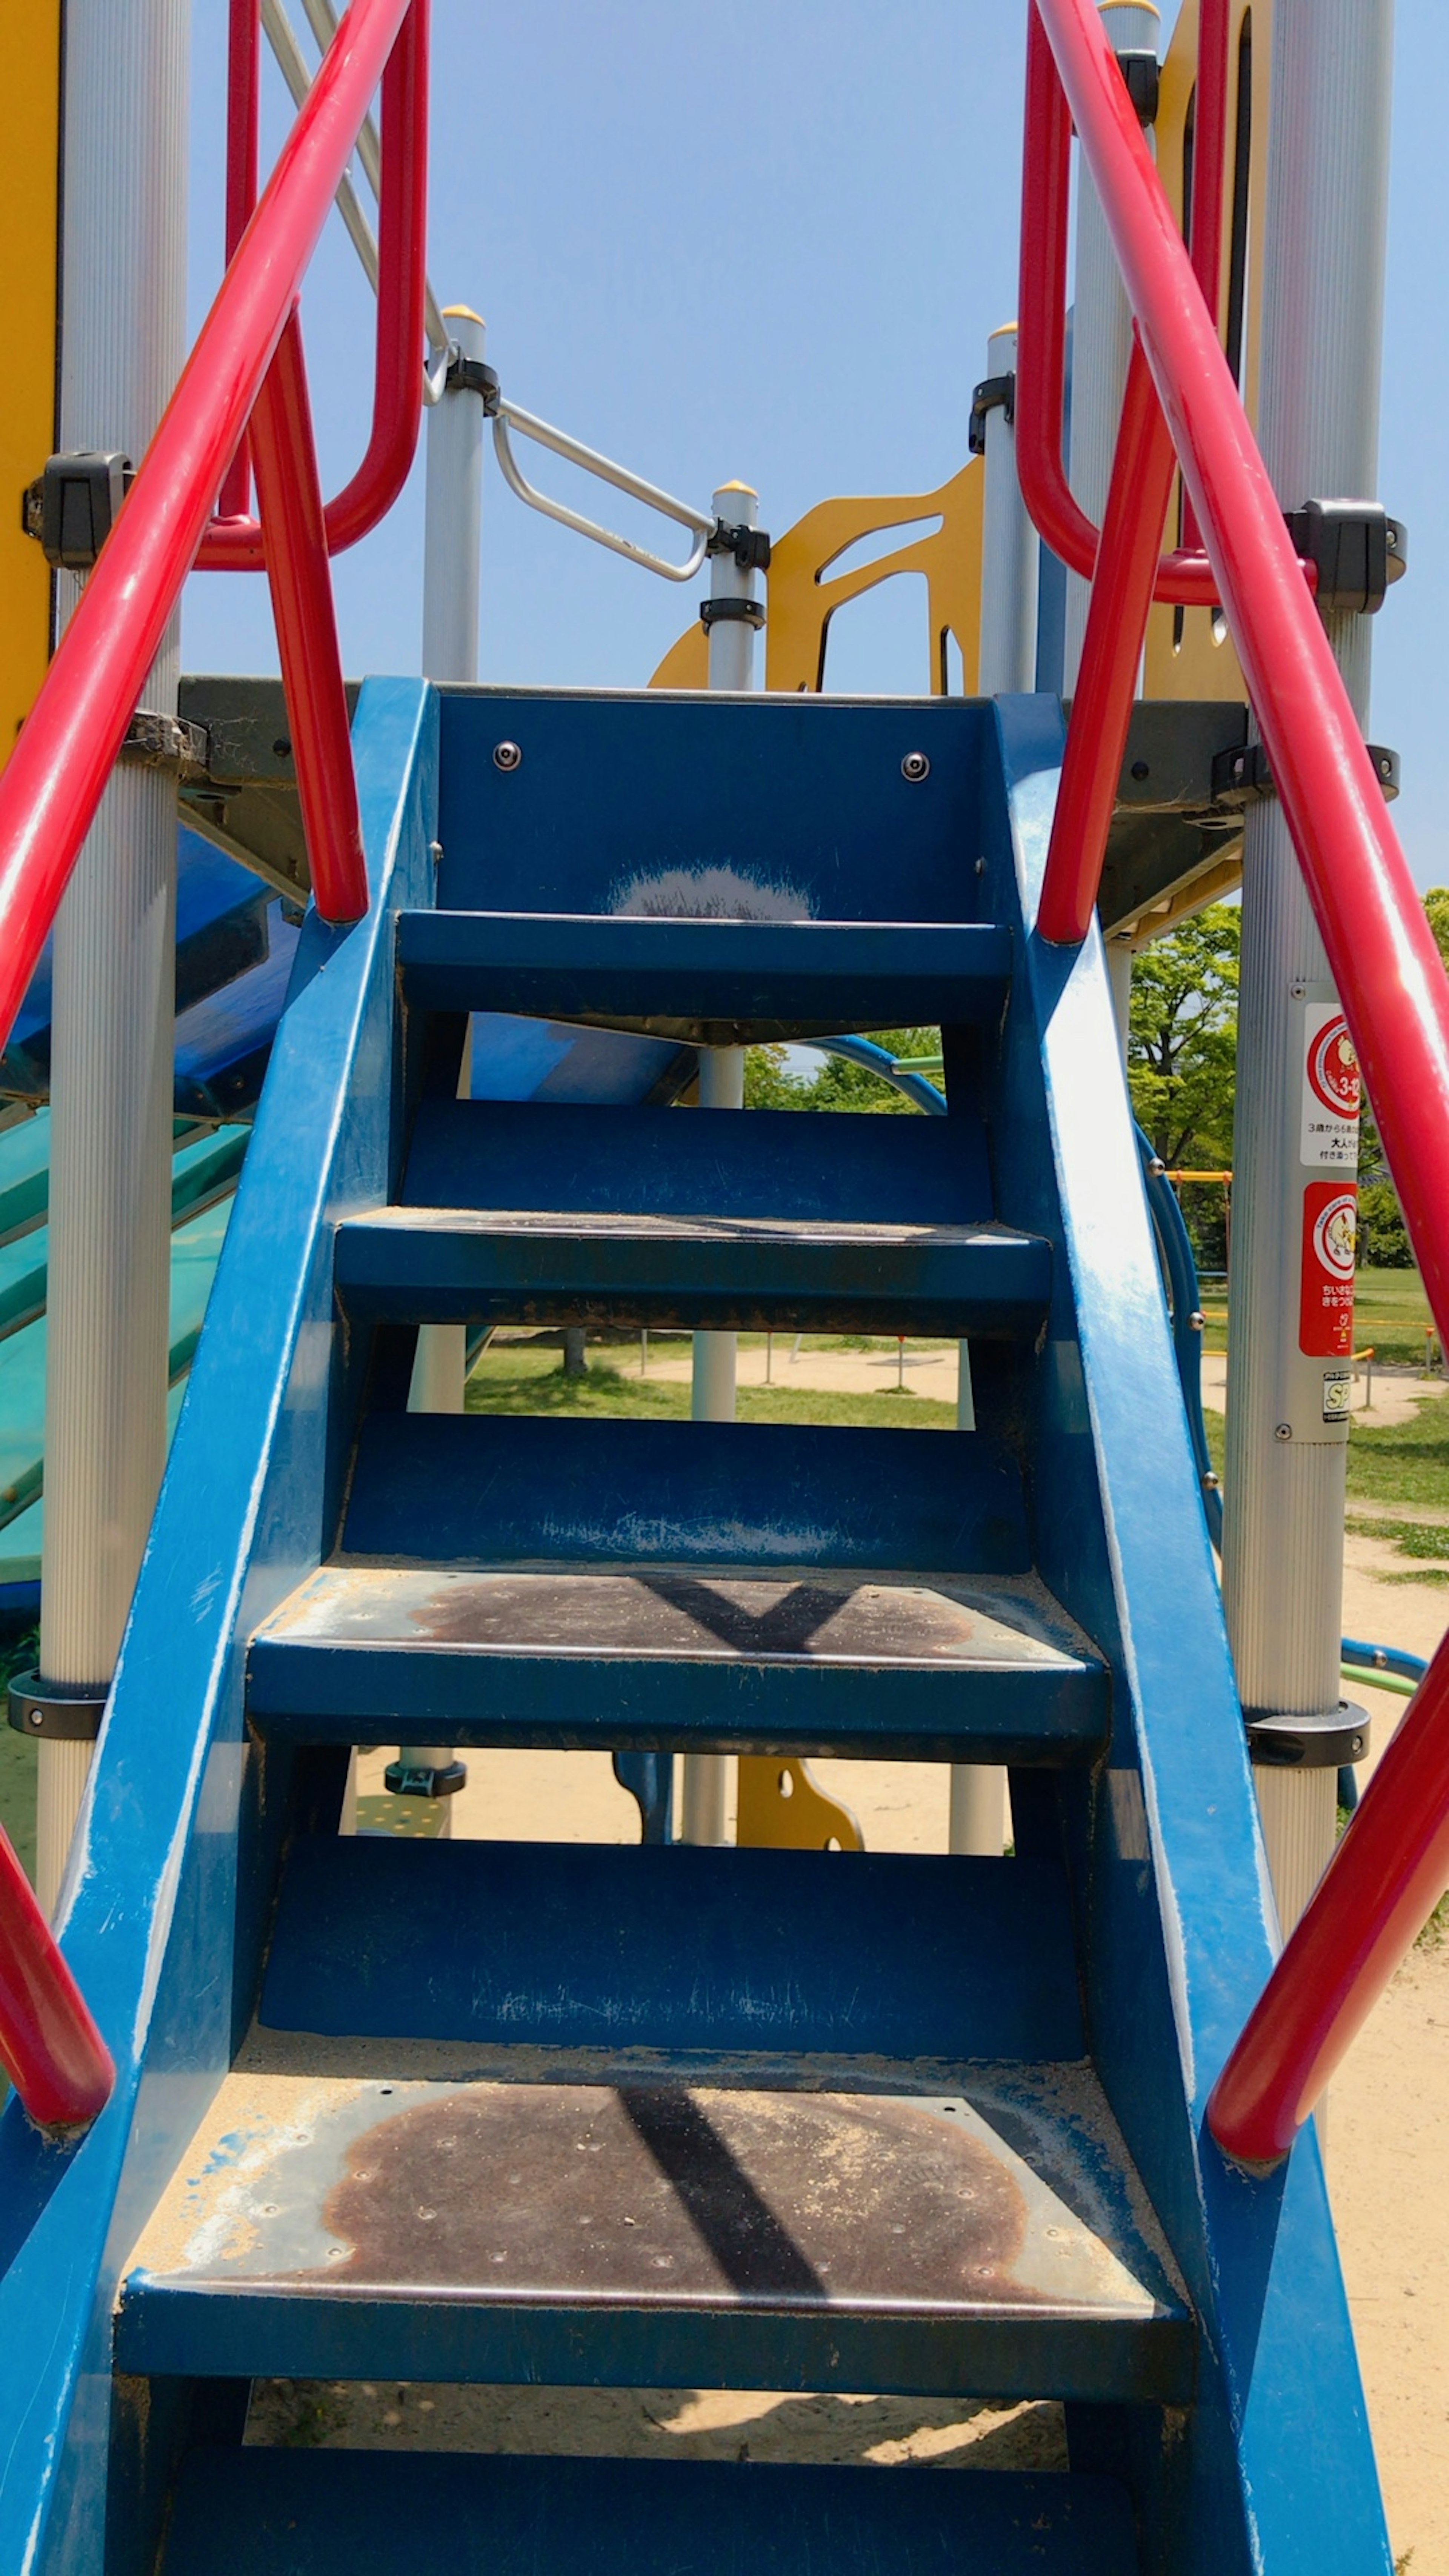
[157,2447,1143,2576]
[253,1837,1092,2058]
[332,1204,1049,1338]
[402,1098,994,1227]
[335,1415,1038,1572]
[395,910,1011,1043]
[247,1561,1106,1759]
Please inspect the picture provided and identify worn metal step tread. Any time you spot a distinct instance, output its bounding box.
[123,2039,1189,2401]
[332,1206,1050,1336]
[247,1562,1106,1760]
[403,1098,994,1227]
[396,910,1012,1044]
[158,2447,1141,2576]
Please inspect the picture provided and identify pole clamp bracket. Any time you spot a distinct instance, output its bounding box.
[1211,738,1400,809]
[708,519,772,572]
[120,710,211,780]
[1246,1701,1371,1770]
[384,1757,468,1798]
[22,451,135,569]
[8,1673,108,1742]
[969,372,1016,456]
[700,595,765,631]
[1283,500,1407,615]
[1115,49,1160,124]
[446,354,500,413]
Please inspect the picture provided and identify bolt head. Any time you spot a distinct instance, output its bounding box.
[901,751,930,783]
[1274,1422,1293,1441]
[493,740,522,772]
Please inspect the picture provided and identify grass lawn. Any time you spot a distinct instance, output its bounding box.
[465,1340,959,1433]
[1200,1265,1436,1364]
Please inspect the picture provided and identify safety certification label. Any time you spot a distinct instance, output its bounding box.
[1300,1005,1361,1169]
[1299,1181,1357,1358]
[1321,1369,1354,1424]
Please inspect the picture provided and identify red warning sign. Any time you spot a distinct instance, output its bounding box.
[1300,1182,1357,1357]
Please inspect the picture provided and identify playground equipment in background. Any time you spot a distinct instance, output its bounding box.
[0,0,1445,2567]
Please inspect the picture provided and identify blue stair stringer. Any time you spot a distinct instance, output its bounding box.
[0,679,1391,2575]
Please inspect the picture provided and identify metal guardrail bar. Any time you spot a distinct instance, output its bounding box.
[0,1824,114,2129]
[1025,0,1449,2168]
[284,0,449,353]
[492,401,717,582]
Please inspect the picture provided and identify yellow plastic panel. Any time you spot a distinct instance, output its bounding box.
[735,1755,863,1851]
[0,0,61,765]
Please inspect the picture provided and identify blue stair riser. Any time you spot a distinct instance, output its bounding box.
[403,1098,996,1226]
[397,910,1011,1041]
[332,1213,1051,1337]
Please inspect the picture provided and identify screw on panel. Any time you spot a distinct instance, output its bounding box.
[901,752,930,783]
[493,741,522,772]
[1275,1423,1293,1441]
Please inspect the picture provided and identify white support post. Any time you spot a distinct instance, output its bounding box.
[397,308,490,1828]
[1063,2,1161,692]
[1222,0,1394,1938]
[36,0,189,1917]
[680,483,761,1849]
[951,328,1042,1859]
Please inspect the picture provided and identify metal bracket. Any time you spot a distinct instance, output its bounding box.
[1211,738,1399,809]
[1283,499,1407,615]
[1246,1701,1371,1770]
[707,519,772,573]
[699,595,765,632]
[968,372,1016,457]
[120,709,211,781]
[22,451,135,569]
[384,1757,468,1798]
[1115,48,1160,124]
[446,353,500,413]
[8,1673,108,1742]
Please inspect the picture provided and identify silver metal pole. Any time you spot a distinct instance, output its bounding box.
[951,329,1043,1859]
[1063,2,1160,691]
[37,0,189,1916]
[1222,0,1394,1936]
[681,483,760,1848]
[397,310,490,1826]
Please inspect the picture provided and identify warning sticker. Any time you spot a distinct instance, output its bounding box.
[1300,1182,1357,1358]
[1300,1006,1361,1169]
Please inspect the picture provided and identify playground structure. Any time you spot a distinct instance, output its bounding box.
[0,0,1446,2568]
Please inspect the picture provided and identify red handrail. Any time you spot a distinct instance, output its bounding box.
[199,0,428,570]
[0,0,421,1040]
[1015,7,1297,612]
[1027,0,1449,2164]
[218,0,261,523]
[0,1826,113,2130]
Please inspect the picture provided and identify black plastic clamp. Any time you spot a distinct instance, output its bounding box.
[8,1673,108,1742]
[120,710,211,779]
[1284,499,1407,616]
[446,354,500,414]
[384,1756,468,1799]
[22,451,134,569]
[969,372,1016,457]
[1212,738,1399,809]
[1246,1702,1371,1771]
[1115,48,1160,124]
[700,595,765,631]
[708,519,772,573]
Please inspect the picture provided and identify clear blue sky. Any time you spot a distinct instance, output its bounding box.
[180,0,1449,891]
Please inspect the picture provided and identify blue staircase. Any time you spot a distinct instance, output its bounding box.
[0,680,1391,2572]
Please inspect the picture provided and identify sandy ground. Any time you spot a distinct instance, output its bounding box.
[328,1373,1449,2556]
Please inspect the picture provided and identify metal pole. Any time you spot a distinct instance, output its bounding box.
[1062,2,1160,691]
[952,328,1041,1859]
[681,482,760,1848]
[1221,0,1394,1937]
[394,308,489,1829]
[37,0,189,1916]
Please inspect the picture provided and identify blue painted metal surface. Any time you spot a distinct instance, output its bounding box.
[160,2449,1140,2576]
[818,1031,950,1113]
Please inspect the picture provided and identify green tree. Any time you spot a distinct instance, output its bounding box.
[1127,902,1239,1171]
[743,1029,940,1114]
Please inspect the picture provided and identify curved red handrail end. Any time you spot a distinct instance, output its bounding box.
[0,1825,114,2133]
